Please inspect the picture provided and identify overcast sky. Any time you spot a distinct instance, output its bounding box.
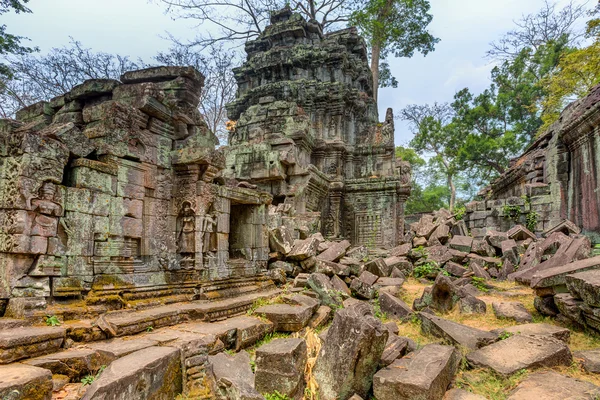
[4,0,592,144]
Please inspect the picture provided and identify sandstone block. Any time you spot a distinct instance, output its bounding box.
[255,338,307,399]
[508,370,600,399]
[0,363,52,400]
[492,301,532,323]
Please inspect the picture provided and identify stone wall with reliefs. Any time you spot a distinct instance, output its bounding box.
[223,7,411,248]
[0,66,273,316]
[465,83,600,236]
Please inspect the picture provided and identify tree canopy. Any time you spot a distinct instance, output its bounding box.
[0,0,36,79]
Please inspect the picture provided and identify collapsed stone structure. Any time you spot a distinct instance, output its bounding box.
[224,7,410,248]
[463,83,600,236]
[0,8,409,321]
[0,66,275,317]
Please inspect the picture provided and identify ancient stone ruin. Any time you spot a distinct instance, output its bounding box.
[2,7,600,400]
[225,8,411,248]
[463,83,600,237]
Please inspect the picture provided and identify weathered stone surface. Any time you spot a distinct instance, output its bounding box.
[255,338,307,399]
[486,230,509,249]
[82,346,182,400]
[531,255,600,291]
[373,344,460,400]
[350,271,378,300]
[554,293,586,326]
[379,334,411,368]
[501,239,519,265]
[420,313,497,350]
[493,323,570,342]
[308,273,343,308]
[269,226,294,254]
[207,351,263,400]
[466,335,572,376]
[574,349,600,373]
[331,274,351,297]
[294,273,310,288]
[307,305,332,329]
[317,240,350,262]
[565,269,600,307]
[507,225,536,241]
[458,294,487,315]
[24,348,114,380]
[492,301,533,323]
[85,337,159,358]
[533,295,559,316]
[288,237,320,261]
[444,262,468,277]
[365,258,391,277]
[314,302,388,400]
[0,326,65,364]
[379,291,413,320]
[449,236,473,253]
[507,370,600,399]
[255,303,314,332]
[443,388,487,400]
[0,363,53,400]
[390,243,411,257]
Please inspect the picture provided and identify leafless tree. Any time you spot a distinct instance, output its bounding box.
[154,41,238,144]
[488,0,589,61]
[154,0,357,51]
[0,39,139,118]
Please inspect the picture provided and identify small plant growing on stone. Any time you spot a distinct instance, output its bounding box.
[499,331,514,340]
[471,277,489,293]
[372,295,387,321]
[146,326,154,332]
[454,205,466,220]
[526,211,539,232]
[413,261,442,279]
[81,365,106,386]
[264,392,292,400]
[502,204,521,222]
[45,315,61,326]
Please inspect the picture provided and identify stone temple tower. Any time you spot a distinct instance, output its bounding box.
[224,7,411,248]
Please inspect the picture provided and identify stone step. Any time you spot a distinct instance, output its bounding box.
[0,326,66,365]
[23,348,114,380]
[101,289,279,337]
[81,346,182,400]
[0,363,53,400]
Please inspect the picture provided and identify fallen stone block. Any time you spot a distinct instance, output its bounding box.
[449,236,473,253]
[0,326,65,364]
[23,348,114,380]
[365,258,391,277]
[471,239,496,258]
[255,303,314,332]
[554,293,586,326]
[428,224,450,246]
[507,370,600,399]
[293,273,310,288]
[373,344,460,400]
[378,291,413,320]
[317,240,350,262]
[308,273,343,308]
[0,363,53,400]
[445,262,468,277]
[466,335,572,376]
[565,269,600,307]
[314,259,350,276]
[574,349,600,373]
[443,388,487,399]
[390,243,411,257]
[331,275,351,297]
[350,271,378,300]
[486,230,508,249]
[533,295,559,316]
[269,226,294,255]
[379,334,411,368]
[81,346,182,400]
[207,351,263,400]
[420,313,497,350]
[507,225,536,241]
[492,323,570,343]
[501,239,519,265]
[492,301,532,323]
[287,237,320,261]
[255,338,307,399]
[307,305,332,329]
[530,255,600,293]
[314,302,388,400]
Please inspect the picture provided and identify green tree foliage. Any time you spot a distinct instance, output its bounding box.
[349,0,439,100]
[395,146,450,214]
[400,103,464,211]
[0,0,36,78]
[541,4,600,130]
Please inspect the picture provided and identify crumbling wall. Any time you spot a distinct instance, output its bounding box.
[466,84,600,236]
[224,7,410,248]
[0,66,273,316]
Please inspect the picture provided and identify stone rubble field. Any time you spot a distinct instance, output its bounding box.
[2,209,600,399]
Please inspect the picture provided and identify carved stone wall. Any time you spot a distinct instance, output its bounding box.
[224,7,410,248]
[0,66,272,315]
[466,84,600,235]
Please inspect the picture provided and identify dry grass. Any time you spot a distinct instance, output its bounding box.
[398,277,600,399]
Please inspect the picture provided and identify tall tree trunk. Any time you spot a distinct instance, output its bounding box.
[371,41,380,102]
[447,173,456,212]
